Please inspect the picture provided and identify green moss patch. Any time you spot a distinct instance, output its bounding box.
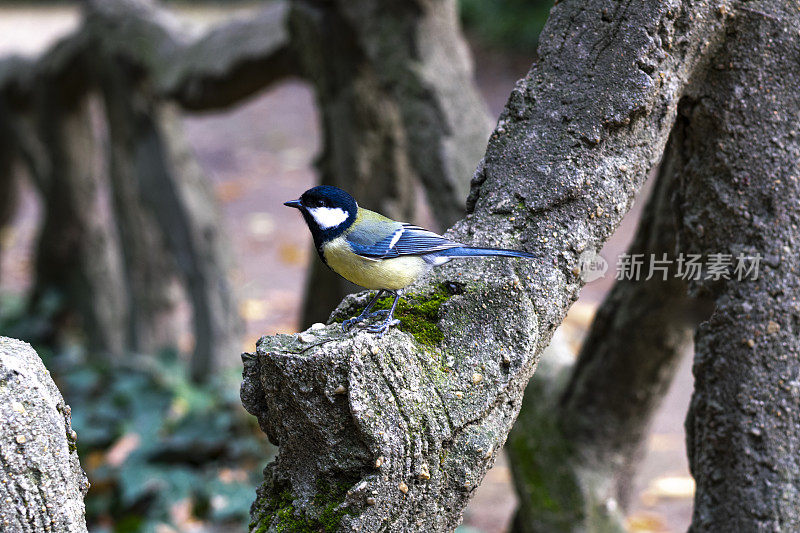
[332,282,465,346]
[250,477,359,533]
[371,285,453,346]
[505,415,584,528]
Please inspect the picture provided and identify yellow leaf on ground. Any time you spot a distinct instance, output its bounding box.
[648,433,684,452]
[641,475,696,506]
[627,511,668,532]
[563,300,598,328]
[240,298,270,321]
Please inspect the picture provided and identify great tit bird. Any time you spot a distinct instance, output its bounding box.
[285,185,535,335]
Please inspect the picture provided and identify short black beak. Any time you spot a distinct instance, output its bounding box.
[284,199,302,209]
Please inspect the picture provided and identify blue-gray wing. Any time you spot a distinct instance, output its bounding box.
[346,223,461,259]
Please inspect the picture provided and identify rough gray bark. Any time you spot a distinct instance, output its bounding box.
[507,137,703,532]
[674,4,800,529]
[291,0,492,326]
[0,337,89,532]
[241,0,729,530]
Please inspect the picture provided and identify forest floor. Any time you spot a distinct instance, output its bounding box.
[0,4,693,532]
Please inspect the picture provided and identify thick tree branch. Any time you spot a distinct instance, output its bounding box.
[0,337,89,531]
[507,134,707,532]
[675,3,800,529]
[162,2,295,110]
[0,0,295,112]
[85,0,295,111]
[242,0,729,530]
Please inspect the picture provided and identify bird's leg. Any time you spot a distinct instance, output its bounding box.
[342,290,384,331]
[365,290,401,337]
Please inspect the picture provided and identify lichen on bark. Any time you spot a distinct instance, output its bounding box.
[0,337,89,532]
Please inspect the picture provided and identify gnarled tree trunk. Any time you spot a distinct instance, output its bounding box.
[14,41,128,358]
[241,0,734,530]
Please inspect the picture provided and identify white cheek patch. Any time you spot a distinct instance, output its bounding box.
[308,207,349,229]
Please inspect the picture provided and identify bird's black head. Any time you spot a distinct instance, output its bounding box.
[284,185,358,247]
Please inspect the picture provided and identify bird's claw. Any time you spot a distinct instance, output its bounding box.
[342,310,390,332]
[366,318,401,337]
[341,317,359,332]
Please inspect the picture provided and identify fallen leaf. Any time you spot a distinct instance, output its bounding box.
[240,299,271,321]
[215,180,247,203]
[86,451,106,472]
[627,511,668,532]
[106,433,140,467]
[648,433,684,452]
[564,301,598,328]
[641,475,696,505]
[218,468,249,484]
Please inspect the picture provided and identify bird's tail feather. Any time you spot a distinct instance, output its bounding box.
[432,246,536,259]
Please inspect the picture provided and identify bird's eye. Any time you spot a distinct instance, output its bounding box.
[316,199,325,207]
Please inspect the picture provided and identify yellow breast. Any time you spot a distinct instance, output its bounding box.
[322,238,427,290]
